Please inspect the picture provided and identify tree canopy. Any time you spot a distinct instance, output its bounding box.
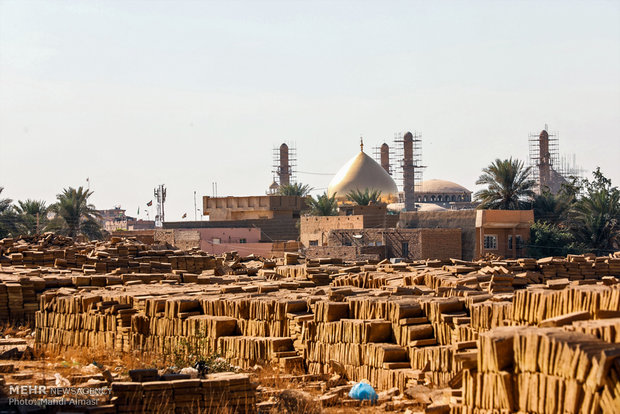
[475,158,535,210]
[305,192,338,216]
[14,199,48,236]
[47,187,104,240]
[0,187,17,239]
[345,188,382,206]
[277,183,313,197]
[567,168,620,255]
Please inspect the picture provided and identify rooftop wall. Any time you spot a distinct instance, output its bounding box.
[202,195,306,220]
[475,209,535,227]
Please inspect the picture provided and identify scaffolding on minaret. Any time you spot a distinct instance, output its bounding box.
[373,142,393,176]
[393,132,425,189]
[272,142,297,186]
[528,124,582,194]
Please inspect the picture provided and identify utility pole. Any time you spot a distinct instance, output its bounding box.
[193,191,197,221]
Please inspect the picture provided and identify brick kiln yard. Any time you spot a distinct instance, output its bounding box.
[0,234,619,413]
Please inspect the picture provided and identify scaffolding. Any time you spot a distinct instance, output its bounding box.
[528,125,582,192]
[393,131,425,193]
[373,143,393,176]
[272,142,297,186]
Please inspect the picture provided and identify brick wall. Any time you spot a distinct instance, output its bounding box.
[305,245,383,261]
[300,216,364,247]
[325,228,461,260]
[418,229,462,260]
[154,229,175,245]
[399,210,476,260]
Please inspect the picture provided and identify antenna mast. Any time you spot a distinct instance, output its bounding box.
[154,184,166,227]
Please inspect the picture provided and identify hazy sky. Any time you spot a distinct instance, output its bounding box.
[1,0,619,221]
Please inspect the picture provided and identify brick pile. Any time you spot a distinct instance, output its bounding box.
[2,234,619,412]
[463,326,620,413]
[112,372,256,413]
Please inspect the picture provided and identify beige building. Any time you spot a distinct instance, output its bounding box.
[475,210,534,259]
[202,195,306,221]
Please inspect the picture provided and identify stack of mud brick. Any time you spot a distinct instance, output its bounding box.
[0,272,46,321]
[112,373,256,414]
[0,233,220,275]
[409,341,477,387]
[419,296,468,345]
[36,289,311,374]
[535,255,620,282]
[138,294,306,371]
[468,297,513,334]
[217,336,299,370]
[512,284,620,325]
[331,271,389,289]
[275,258,347,285]
[305,301,413,390]
[566,317,620,343]
[35,293,137,353]
[204,296,307,337]
[462,326,620,413]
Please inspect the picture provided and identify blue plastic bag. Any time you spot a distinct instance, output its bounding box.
[348,381,378,402]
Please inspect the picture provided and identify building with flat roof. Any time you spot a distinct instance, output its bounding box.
[202,195,306,221]
[475,209,534,259]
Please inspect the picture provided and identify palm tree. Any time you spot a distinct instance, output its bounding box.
[48,186,104,240]
[567,168,620,255]
[475,158,535,209]
[346,188,382,206]
[0,187,18,238]
[532,191,569,225]
[306,192,338,216]
[14,199,48,235]
[277,183,313,197]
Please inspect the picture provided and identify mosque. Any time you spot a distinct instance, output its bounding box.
[325,139,473,211]
[162,134,532,262]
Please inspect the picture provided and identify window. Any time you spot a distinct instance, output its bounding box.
[401,242,409,257]
[376,241,383,246]
[309,240,318,246]
[239,238,247,244]
[516,235,524,249]
[212,238,221,245]
[508,235,524,250]
[483,235,497,250]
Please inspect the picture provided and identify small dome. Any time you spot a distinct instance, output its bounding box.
[420,179,470,194]
[328,149,399,204]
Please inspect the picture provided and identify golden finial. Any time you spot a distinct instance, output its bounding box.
[360,137,364,152]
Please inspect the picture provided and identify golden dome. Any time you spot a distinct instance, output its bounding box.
[328,147,399,204]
